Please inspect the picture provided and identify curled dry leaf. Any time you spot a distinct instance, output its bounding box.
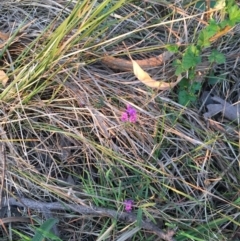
[132,60,159,88]
[132,59,181,90]
[0,70,9,86]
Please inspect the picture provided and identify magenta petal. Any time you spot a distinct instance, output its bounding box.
[121,105,137,123]
[121,112,128,122]
[129,114,137,123]
[124,200,134,212]
[126,105,136,116]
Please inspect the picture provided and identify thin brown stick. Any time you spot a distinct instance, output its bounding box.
[205,0,210,21]
[3,197,176,241]
[0,217,31,224]
[0,143,6,208]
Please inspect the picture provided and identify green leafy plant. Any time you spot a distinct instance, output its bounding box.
[31,218,61,241]
[13,218,62,241]
[177,78,202,106]
[171,0,240,106]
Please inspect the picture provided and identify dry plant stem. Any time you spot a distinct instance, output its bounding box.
[0,217,31,225]
[102,51,174,71]
[3,197,176,241]
[0,143,6,208]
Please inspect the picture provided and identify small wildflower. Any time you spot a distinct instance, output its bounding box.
[129,114,137,123]
[121,105,137,123]
[121,112,128,122]
[124,200,134,212]
[126,104,136,116]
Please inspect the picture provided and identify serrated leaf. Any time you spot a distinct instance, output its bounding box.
[173,59,181,66]
[228,4,240,23]
[182,46,201,70]
[166,44,179,53]
[189,45,201,55]
[173,60,184,75]
[178,90,190,106]
[175,66,184,76]
[179,78,189,90]
[208,50,226,64]
[198,20,219,47]
[191,82,202,92]
[188,69,196,80]
[182,55,201,70]
[226,0,235,9]
[178,89,197,106]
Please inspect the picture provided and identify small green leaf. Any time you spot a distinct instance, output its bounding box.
[208,50,226,64]
[197,20,220,47]
[226,0,235,9]
[173,59,181,67]
[191,82,202,92]
[182,45,201,70]
[166,44,179,53]
[175,66,184,76]
[219,19,230,28]
[189,45,201,55]
[178,90,190,106]
[179,78,189,90]
[188,69,196,80]
[228,4,240,24]
[178,89,197,106]
[173,59,184,75]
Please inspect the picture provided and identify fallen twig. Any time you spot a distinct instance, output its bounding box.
[2,197,176,241]
[0,216,31,225]
[102,51,174,71]
[0,142,6,208]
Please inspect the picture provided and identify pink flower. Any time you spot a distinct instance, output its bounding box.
[129,114,137,123]
[124,200,134,212]
[121,105,137,123]
[121,112,128,122]
[126,105,136,116]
